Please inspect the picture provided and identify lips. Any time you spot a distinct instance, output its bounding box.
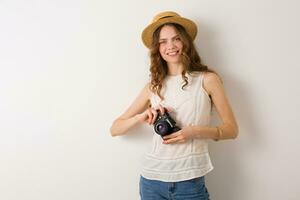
[167,50,179,56]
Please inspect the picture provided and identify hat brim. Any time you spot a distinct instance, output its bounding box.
[141,16,197,49]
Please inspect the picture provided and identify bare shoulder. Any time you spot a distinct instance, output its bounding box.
[202,71,223,95]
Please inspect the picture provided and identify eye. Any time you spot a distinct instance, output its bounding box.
[175,37,181,41]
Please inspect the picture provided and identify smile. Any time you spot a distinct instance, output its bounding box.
[167,50,180,56]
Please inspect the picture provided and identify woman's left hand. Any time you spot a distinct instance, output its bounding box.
[162,126,195,144]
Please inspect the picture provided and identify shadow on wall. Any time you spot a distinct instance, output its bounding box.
[191,18,265,200]
[207,75,265,200]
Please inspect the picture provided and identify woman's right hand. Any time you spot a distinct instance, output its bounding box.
[136,105,172,125]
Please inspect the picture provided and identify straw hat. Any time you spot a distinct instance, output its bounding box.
[141,11,198,48]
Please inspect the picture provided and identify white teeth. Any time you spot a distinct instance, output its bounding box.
[168,51,178,56]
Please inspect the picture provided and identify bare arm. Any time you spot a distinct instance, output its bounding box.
[200,72,239,140]
[110,83,151,137]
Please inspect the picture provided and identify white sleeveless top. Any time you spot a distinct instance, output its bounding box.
[141,72,214,182]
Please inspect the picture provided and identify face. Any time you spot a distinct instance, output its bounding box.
[158,25,183,64]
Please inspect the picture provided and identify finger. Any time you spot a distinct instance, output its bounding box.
[157,104,165,115]
[153,105,163,115]
[146,108,154,124]
[163,134,174,140]
[151,109,158,124]
[163,137,179,144]
[163,131,180,140]
[146,109,153,124]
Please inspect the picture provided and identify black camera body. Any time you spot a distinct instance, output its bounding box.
[153,111,181,137]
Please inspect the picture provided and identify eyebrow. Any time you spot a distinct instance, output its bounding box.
[159,35,179,41]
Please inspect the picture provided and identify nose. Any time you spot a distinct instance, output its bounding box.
[166,40,176,50]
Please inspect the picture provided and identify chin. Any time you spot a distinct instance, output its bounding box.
[166,59,180,63]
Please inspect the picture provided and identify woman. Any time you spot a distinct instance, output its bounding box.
[110,11,239,200]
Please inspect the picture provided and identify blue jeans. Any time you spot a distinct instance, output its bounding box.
[139,176,210,200]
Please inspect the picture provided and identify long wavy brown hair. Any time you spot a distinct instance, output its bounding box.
[148,23,219,100]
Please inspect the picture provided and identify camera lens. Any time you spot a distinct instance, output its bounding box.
[155,122,170,136]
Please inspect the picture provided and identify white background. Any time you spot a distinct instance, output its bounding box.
[1,0,299,199]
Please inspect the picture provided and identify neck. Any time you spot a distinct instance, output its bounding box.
[167,62,184,76]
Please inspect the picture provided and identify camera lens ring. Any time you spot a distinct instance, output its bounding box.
[154,121,170,135]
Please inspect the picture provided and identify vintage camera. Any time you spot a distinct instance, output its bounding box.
[153,110,181,137]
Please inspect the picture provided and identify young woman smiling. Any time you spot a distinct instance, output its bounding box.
[110,11,239,200]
